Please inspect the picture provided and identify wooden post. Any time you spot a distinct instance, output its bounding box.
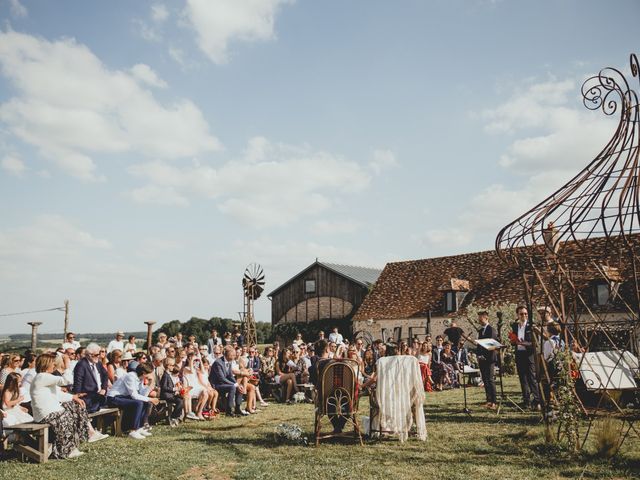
[63,299,69,338]
[496,311,504,339]
[144,321,156,354]
[426,310,432,335]
[27,322,42,351]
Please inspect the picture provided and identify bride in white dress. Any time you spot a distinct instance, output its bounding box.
[2,372,33,427]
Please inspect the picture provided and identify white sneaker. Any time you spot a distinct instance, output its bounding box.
[128,431,146,440]
[186,412,199,420]
[68,448,84,458]
[88,432,109,443]
[137,428,152,437]
[260,401,269,407]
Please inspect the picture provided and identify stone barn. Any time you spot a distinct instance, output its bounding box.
[268,261,382,335]
[353,235,639,345]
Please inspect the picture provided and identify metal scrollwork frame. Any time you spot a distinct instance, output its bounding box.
[495,53,640,455]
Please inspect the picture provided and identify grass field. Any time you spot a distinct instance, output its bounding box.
[1,377,638,480]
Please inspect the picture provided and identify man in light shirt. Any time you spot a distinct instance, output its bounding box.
[107,363,159,439]
[62,332,80,351]
[328,327,343,345]
[511,305,540,409]
[107,331,125,354]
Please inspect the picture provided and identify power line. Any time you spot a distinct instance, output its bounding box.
[0,307,65,317]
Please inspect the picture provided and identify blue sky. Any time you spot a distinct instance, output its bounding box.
[0,0,638,334]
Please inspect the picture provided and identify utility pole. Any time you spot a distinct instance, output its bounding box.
[27,322,43,351]
[63,299,69,338]
[144,321,156,354]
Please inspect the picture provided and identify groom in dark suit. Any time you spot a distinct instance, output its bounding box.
[73,343,109,413]
[476,311,497,408]
[209,345,247,417]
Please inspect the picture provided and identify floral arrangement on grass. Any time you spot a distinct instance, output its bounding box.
[273,423,308,446]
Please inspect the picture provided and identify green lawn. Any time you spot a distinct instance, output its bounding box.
[1,377,638,480]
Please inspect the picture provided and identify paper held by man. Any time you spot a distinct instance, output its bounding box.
[475,338,504,351]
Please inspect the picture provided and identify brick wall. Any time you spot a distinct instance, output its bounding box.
[279,296,354,324]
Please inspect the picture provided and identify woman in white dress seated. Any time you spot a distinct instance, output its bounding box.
[2,372,33,427]
[31,353,106,459]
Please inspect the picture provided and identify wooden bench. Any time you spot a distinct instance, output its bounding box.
[5,407,122,464]
[89,407,122,437]
[7,422,49,464]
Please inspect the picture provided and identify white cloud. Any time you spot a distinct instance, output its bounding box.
[1,154,27,176]
[8,0,27,18]
[129,185,189,207]
[151,4,169,23]
[424,75,619,252]
[421,227,473,249]
[369,148,398,174]
[183,0,293,64]
[0,215,110,261]
[130,63,168,89]
[128,137,372,227]
[0,31,221,181]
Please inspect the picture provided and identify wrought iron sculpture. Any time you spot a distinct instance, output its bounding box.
[495,54,640,453]
[314,359,363,446]
[241,262,265,347]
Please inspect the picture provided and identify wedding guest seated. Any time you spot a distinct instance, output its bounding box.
[62,332,81,351]
[107,349,126,384]
[2,372,33,427]
[19,352,37,406]
[439,341,459,389]
[32,353,106,458]
[159,357,184,427]
[182,353,211,420]
[247,347,268,407]
[0,354,21,390]
[363,349,376,383]
[73,343,108,413]
[416,342,433,392]
[106,331,125,354]
[107,363,159,439]
[260,346,276,384]
[209,346,248,417]
[275,348,298,404]
[235,355,257,413]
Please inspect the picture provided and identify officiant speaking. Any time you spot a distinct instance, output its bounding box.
[476,311,497,409]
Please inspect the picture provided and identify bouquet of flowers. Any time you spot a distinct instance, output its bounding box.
[293,391,306,403]
[274,423,308,446]
[508,331,519,345]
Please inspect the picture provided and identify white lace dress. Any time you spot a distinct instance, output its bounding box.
[2,402,33,427]
[372,355,427,442]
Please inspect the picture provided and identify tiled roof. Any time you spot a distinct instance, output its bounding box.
[353,235,639,321]
[320,262,382,286]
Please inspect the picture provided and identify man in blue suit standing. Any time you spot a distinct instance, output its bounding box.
[73,343,109,413]
[209,345,248,417]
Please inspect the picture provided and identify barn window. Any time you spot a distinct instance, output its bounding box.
[444,291,456,312]
[593,282,610,306]
[305,279,316,294]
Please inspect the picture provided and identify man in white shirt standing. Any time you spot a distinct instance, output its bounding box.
[62,332,81,351]
[207,329,222,354]
[328,327,343,345]
[107,363,159,439]
[107,331,125,354]
[511,305,540,409]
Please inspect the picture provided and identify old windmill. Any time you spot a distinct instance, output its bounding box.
[241,263,265,346]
